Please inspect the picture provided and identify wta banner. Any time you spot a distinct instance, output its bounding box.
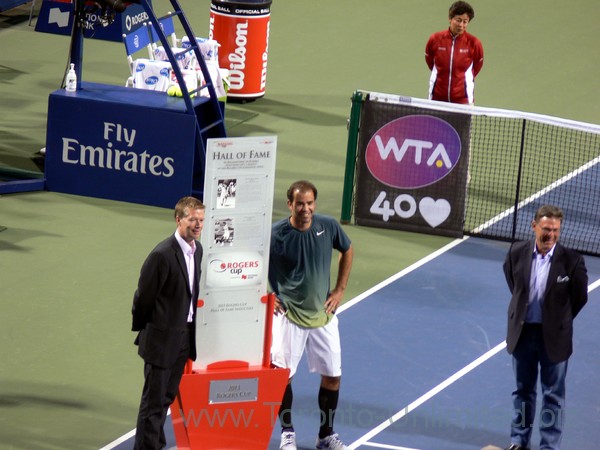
[354,97,471,238]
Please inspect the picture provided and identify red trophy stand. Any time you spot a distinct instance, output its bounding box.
[170,293,290,449]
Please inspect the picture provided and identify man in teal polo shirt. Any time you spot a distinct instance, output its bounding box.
[269,180,354,450]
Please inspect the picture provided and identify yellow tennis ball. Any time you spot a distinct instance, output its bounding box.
[167,85,177,96]
[175,86,183,97]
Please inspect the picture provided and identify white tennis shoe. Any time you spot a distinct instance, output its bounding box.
[280,430,297,450]
[315,432,347,449]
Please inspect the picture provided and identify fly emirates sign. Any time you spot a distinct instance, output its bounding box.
[61,122,175,177]
[45,89,197,208]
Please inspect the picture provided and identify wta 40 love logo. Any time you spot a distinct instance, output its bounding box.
[370,191,451,228]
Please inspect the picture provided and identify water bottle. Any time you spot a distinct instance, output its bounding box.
[66,63,77,92]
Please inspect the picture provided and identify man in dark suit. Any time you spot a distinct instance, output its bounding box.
[503,205,588,450]
[132,196,205,450]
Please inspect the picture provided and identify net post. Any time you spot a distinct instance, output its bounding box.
[511,119,527,240]
[341,90,364,224]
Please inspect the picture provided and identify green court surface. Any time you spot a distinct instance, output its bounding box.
[0,1,598,448]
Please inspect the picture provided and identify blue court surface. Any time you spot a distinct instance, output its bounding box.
[482,162,600,251]
[102,236,600,450]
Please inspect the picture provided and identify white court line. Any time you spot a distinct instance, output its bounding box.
[99,429,136,450]
[351,279,600,450]
[347,342,508,450]
[588,277,600,292]
[99,411,171,450]
[471,155,600,234]
[338,237,469,314]
[359,443,421,450]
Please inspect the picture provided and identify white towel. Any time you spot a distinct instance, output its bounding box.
[181,37,220,64]
[153,46,197,71]
[132,59,172,91]
[197,62,227,99]
[169,68,199,94]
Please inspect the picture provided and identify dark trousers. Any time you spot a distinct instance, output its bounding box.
[510,324,568,450]
[134,334,190,450]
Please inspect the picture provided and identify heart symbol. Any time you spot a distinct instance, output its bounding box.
[419,197,451,228]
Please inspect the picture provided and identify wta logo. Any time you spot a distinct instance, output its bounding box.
[365,115,462,189]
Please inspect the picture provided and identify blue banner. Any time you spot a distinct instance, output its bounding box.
[35,1,149,42]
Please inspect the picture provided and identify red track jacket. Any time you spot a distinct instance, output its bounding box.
[425,29,484,104]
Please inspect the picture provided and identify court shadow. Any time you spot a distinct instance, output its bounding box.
[229,96,348,128]
[0,379,137,450]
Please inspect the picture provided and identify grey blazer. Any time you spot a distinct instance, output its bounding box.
[503,239,587,363]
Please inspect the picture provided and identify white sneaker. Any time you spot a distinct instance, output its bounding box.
[280,430,297,450]
[315,432,347,449]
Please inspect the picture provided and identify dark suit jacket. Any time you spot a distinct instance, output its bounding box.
[132,234,202,368]
[503,239,587,363]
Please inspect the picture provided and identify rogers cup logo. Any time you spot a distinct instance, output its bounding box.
[206,252,263,288]
[365,115,462,189]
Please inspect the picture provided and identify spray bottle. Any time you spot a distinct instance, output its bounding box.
[66,63,77,92]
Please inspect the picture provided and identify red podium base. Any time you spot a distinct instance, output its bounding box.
[171,361,290,449]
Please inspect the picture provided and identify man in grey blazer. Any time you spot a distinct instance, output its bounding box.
[132,196,205,450]
[503,205,588,450]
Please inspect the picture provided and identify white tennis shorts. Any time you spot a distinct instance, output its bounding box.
[271,314,342,378]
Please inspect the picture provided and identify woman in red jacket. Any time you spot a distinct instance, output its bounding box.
[425,1,484,105]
